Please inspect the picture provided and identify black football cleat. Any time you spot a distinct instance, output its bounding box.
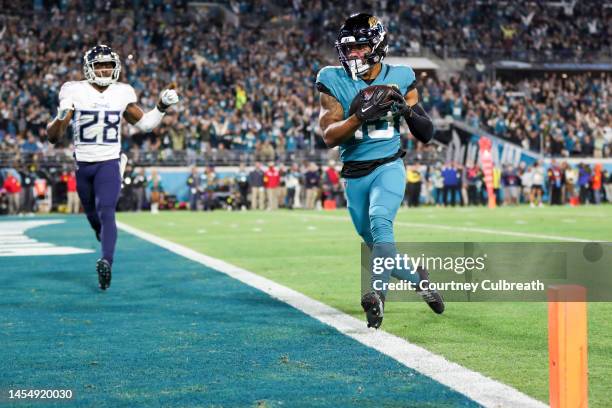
[418,289,445,314]
[96,258,112,290]
[415,267,445,314]
[361,292,385,329]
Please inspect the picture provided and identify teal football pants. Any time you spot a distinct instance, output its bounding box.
[345,159,420,295]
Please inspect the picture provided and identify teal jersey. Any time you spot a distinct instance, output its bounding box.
[316,63,416,162]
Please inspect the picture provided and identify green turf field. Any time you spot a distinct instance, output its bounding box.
[119,205,612,407]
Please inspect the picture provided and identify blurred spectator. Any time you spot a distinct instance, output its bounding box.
[304,163,320,210]
[547,160,564,205]
[148,169,163,214]
[132,168,147,211]
[493,165,501,205]
[431,164,444,206]
[186,167,203,211]
[604,170,612,203]
[405,164,422,207]
[441,162,459,207]
[458,163,468,206]
[277,164,287,209]
[20,166,36,213]
[578,164,592,204]
[502,164,521,206]
[592,164,603,204]
[520,164,533,204]
[62,170,79,213]
[3,172,21,214]
[285,163,302,209]
[530,162,545,207]
[235,163,249,210]
[563,162,578,204]
[264,162,280,211]
[465,162,482,206]
[248,162,265,210]
[322,161,341,207]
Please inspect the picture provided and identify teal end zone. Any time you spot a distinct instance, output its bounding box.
[0,217,479,407]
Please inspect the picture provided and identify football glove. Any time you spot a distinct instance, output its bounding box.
[57,97,74,121]
[157,88,179,112]
[386,88,412,117]
[348,85,406,122]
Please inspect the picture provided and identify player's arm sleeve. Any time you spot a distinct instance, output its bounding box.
[399,66,433,143]
[406,104,434,144]
[128,85,165,132]
[134,108,165,132]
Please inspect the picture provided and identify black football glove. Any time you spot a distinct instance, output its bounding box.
[349,85,406,122]
[387,88,412,117]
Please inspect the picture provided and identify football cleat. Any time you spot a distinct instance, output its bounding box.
[361,291,385,329]
[96,258,112,290]
[415,267,445,314]
[418,289,445,314]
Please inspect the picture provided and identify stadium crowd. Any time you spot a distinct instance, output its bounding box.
[388,0,611,61]
[422,74,612,158]
[1,1,611,165]
[284,0,611,61]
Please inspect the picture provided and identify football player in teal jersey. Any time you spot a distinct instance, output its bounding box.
[316,13,444,328]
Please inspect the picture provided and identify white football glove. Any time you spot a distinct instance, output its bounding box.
[158,89,179,111]
[57,97,74,121]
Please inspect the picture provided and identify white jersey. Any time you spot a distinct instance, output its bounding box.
[59,80,137,162]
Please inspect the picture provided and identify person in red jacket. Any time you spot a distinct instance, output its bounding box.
[323,160,341,206]
[3,172,22,214]
[264,162,280,210]
[62,171,80,213]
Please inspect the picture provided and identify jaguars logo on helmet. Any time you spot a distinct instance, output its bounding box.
[335,13,389,81]
[83,45,121,87]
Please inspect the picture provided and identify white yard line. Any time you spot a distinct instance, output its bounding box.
[117,221,548,408]
[287,213,593,243]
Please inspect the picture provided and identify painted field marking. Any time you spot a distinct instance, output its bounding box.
[0,220,94,257]
[286,213,592,243]
[117,221,547,408]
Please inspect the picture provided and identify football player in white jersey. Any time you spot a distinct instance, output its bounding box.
[46,44,179,290]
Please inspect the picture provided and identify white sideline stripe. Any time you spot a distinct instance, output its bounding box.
[117,221,547,408]
[289,213,592,243]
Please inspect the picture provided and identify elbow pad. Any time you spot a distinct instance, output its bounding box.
[134,107,165,132]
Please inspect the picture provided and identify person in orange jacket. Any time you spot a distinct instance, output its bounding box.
[592,164,603,204]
